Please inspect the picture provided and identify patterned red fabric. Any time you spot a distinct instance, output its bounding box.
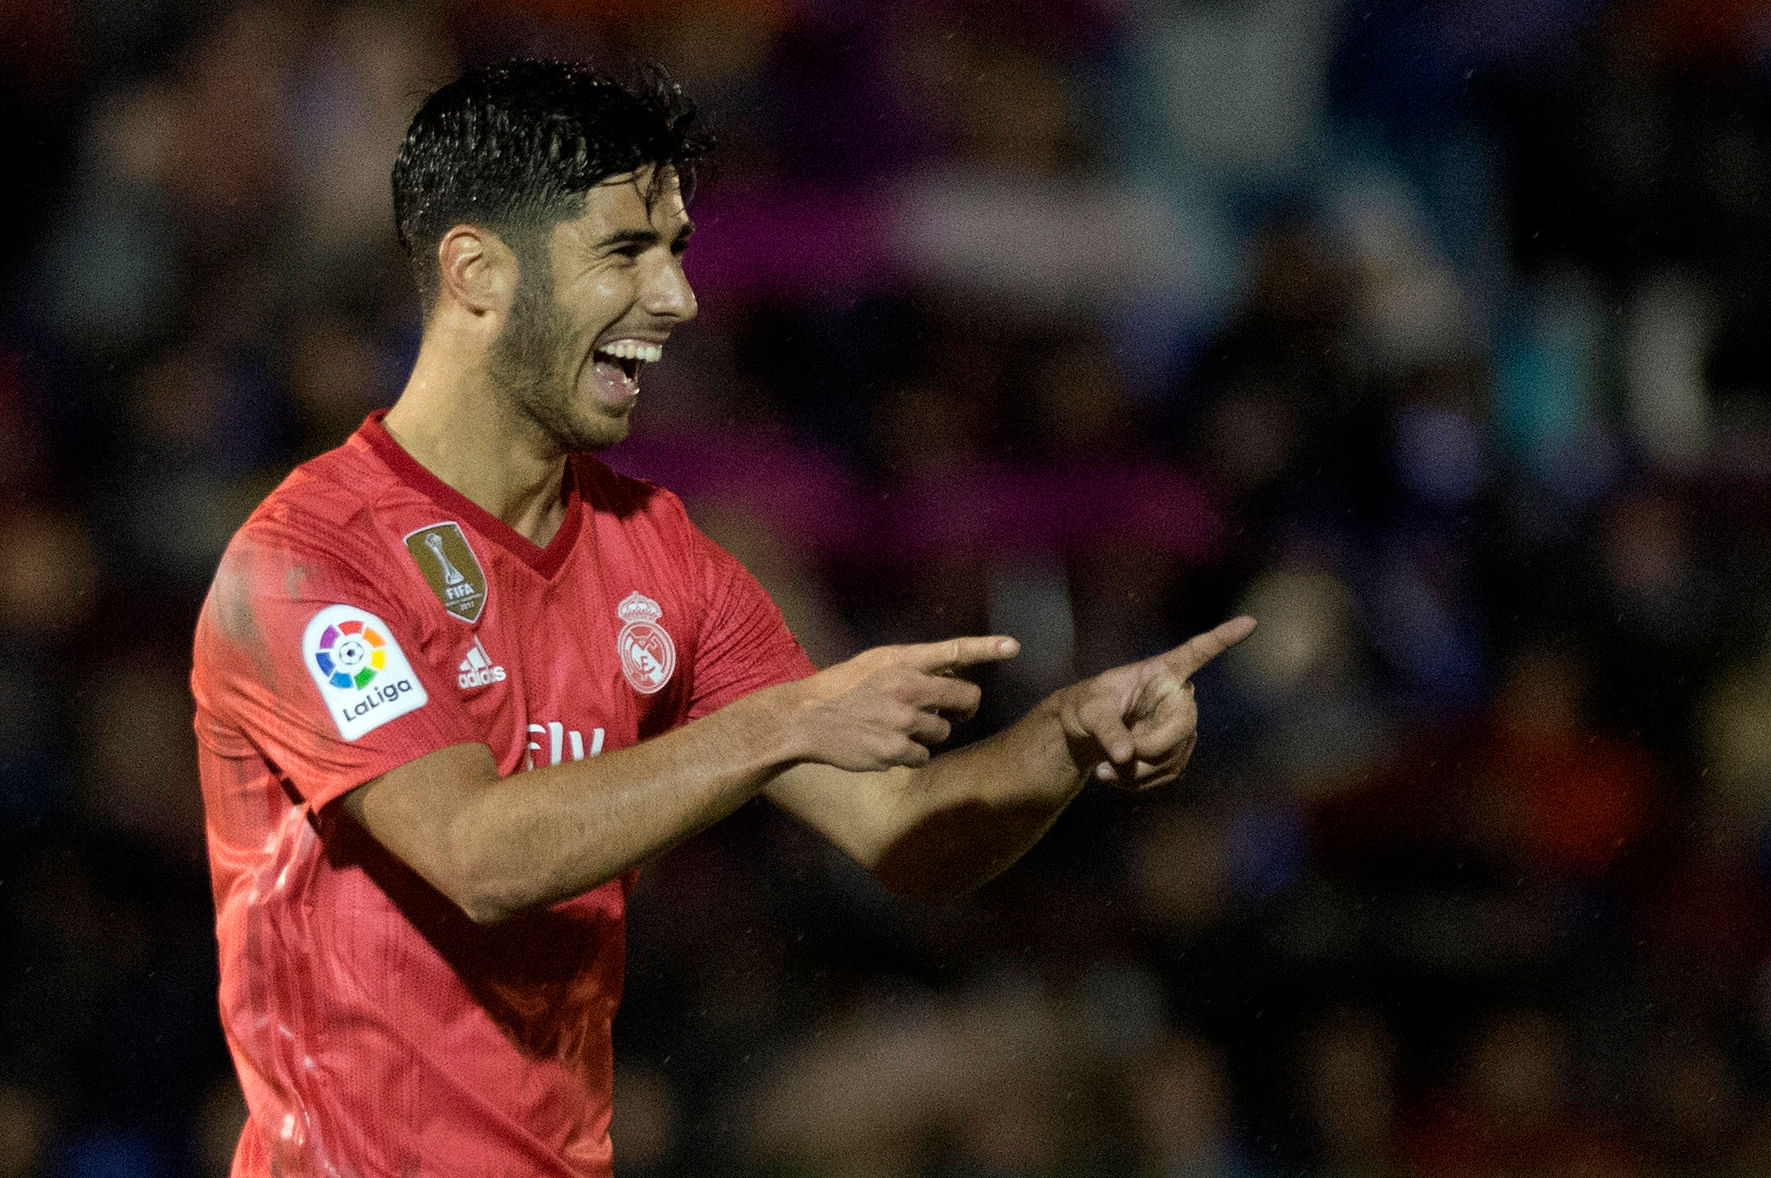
[192,411,814,1177]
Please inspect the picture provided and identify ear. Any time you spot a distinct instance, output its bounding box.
[435,225,517,318]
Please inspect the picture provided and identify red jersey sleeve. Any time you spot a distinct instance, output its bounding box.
[192,509,479,812]
[684,523,817,720]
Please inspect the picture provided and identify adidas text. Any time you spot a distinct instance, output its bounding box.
[457,636,507,691]
[458,664,507,689]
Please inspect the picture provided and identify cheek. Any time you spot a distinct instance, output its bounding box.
[583,272,636,321]
[552,270,632,334]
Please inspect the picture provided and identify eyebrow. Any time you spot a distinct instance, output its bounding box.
[590,221,695,253]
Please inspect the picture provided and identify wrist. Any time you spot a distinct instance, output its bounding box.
[729,677,816,772]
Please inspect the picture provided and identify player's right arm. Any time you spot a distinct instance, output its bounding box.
[339,636,1017,924]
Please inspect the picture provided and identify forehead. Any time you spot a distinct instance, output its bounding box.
[560,165,688,236]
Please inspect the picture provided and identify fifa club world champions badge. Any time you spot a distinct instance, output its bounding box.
[617,591,676,694]
[403,522,488,623]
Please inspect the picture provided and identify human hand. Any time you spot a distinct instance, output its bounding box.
[1054,616,1255,789]
[779,636,1020,771]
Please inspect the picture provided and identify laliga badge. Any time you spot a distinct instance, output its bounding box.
[617,591,676,695]
[302,604,429,740]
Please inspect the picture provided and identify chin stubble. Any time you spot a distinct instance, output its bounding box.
[490,256,624,453]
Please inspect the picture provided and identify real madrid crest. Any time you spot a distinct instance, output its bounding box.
[617,591,676,695]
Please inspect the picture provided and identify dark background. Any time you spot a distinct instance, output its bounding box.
[5,0,1771,1174]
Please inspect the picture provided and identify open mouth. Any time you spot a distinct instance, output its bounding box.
[593,340,663,391]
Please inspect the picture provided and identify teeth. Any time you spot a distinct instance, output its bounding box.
[596,340,663,363]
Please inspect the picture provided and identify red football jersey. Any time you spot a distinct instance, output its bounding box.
[191,411,815,1177]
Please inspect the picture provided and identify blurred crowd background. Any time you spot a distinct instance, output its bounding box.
[6,0,1771,1174]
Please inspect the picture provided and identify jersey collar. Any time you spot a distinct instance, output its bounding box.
[356,409,583,579]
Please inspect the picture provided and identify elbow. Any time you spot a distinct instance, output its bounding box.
[441,852,537,926]
[430,816,529,926]
[424,860,514,926]
[454,886,518,927]
[336,745,529,924]
[435,818,620,925]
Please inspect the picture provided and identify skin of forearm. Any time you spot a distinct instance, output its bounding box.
[870,693,1090,900]
[430,689,797,923]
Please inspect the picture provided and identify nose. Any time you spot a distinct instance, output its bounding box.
[643,254,697,325]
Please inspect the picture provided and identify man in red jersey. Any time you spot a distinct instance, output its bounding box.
[191,60,1253,1177]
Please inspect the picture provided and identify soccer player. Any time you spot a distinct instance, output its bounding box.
[190,60,1254,1177]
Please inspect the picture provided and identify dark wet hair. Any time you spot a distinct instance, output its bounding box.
[392,59,711,308]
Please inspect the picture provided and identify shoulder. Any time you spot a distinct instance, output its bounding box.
[573,453,684,521]
[197,442,404,649]
[573,454,706,558]
[255,439,392,539]
[229,451,390,590]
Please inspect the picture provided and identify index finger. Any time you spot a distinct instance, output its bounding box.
[1166,615,1256,679]
[901,635,1021,673]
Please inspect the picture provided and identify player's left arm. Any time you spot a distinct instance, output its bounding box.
[764,616,1255,900]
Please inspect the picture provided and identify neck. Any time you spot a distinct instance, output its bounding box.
[384,332,571,547]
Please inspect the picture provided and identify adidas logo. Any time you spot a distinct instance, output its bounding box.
[458,636,508,690]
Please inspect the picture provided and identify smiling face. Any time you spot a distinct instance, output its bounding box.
[489,165,697,452]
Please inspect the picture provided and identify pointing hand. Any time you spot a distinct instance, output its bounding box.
[782,636,1021,772]
[1054,616,1255,789]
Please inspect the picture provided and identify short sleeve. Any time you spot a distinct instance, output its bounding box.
[192,518,479,812]
[684,526,817,720]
